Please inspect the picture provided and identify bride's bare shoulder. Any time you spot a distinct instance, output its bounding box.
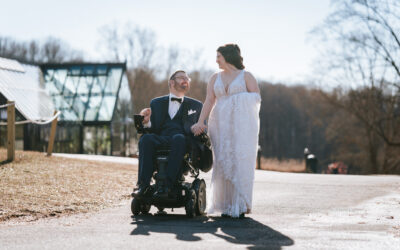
[244,70,256,80]
[209,72,218,85]
[210,72,218,80]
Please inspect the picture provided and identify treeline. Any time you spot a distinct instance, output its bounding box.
[259,82,400,174]
[258,83,330,165]
[1,35,398,173]
[0,36,83,64]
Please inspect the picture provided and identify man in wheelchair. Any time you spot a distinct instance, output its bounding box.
[131,70,212,217]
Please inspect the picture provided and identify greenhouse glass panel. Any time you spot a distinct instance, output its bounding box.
[41,63,127,122]
[106,68,122,94]
[96,65,108,75]
[85,96,102,121]
[46,81,59,95]
[118,76,131,102]
[98,96,116,121]
[63,76,78,95]
[90,77,102,95]
[98,75,107,91]
[69,66,81,76]
[77,76,92,94]
[82,66,94,75]
[71,97,86,120]
[53,69,67,85]
[44,69,54,81]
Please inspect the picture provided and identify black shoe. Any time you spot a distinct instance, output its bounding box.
[239,213,245,219]
[221,213,231,218]
[132,185,150,199]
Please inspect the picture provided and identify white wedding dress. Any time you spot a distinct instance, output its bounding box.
[207,70,261,217]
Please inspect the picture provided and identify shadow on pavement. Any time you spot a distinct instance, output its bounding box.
[130,214,294,249]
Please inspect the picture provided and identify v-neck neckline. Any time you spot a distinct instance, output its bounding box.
[220,70,242,94]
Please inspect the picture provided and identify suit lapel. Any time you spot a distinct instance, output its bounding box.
[159,95,169,126]
[181,98,189,122]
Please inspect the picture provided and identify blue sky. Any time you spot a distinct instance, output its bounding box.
[0,0,332,83]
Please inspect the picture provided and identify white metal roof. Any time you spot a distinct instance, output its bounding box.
[0,57,55,121]
[0,57,25,72]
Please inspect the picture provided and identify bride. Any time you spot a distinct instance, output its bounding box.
[191,44,261,218]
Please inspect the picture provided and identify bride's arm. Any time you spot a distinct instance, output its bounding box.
[198,73,217,124]
[191,73,217,135]
[244,71,260,94]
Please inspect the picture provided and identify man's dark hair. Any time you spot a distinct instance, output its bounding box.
[169,70,186,80]
[217,44,245,70]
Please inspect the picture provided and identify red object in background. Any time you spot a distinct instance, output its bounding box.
[327,162,348,174]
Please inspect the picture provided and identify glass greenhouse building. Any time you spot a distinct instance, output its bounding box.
[0,58,135,156]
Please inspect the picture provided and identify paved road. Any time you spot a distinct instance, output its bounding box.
[1,168,400,249]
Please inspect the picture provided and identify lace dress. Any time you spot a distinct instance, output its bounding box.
[207,70,261,217]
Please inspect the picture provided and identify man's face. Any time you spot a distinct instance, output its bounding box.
[171,72,191,93]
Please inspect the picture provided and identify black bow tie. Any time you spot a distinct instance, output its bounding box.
[171,97,183,103]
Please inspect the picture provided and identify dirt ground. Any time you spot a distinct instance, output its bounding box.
[260,157,305,172]
[0,149,137,223]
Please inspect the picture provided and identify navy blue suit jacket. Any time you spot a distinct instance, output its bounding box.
[139,95,213,172]
[148,95,203,136]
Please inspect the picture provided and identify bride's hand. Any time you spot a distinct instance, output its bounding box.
[191,122,207,136]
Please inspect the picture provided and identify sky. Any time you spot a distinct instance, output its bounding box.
[0,0,333,84]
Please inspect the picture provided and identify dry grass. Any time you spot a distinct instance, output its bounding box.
[0,149,137,223]
[259,157,305,173]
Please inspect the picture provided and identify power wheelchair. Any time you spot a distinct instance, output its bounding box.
[131,115,211,218]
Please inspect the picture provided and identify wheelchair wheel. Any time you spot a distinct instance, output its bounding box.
[192,179,206,216]
[140,203,151,214]
[185,189,197,218]
[131,198,141,215]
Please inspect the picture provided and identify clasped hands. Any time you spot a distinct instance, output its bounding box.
[191,122,207,136]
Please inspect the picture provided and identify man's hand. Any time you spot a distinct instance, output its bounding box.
[140,108,151,124]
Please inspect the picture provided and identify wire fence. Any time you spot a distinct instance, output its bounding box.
[1,101,60,159]
[0,103,14,108]
[0,103,60,125]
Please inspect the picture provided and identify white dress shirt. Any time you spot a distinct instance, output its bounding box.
[143,93,184,128]
[168,93,184,119]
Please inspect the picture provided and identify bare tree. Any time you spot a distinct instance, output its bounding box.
[164,45,180,79]
[0,36,84,64]
[99,22,157,71]
[98,23,122,62]
[312,0,400,173]
[27,40,40,63]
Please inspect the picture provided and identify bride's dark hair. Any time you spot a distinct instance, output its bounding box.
[217,44,245,70]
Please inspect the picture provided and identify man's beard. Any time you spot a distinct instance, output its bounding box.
[173,82,189,93]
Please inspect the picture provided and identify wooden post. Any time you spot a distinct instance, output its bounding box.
[47,111,58,156]
[7,101,15,161]
[257,145,261,170]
